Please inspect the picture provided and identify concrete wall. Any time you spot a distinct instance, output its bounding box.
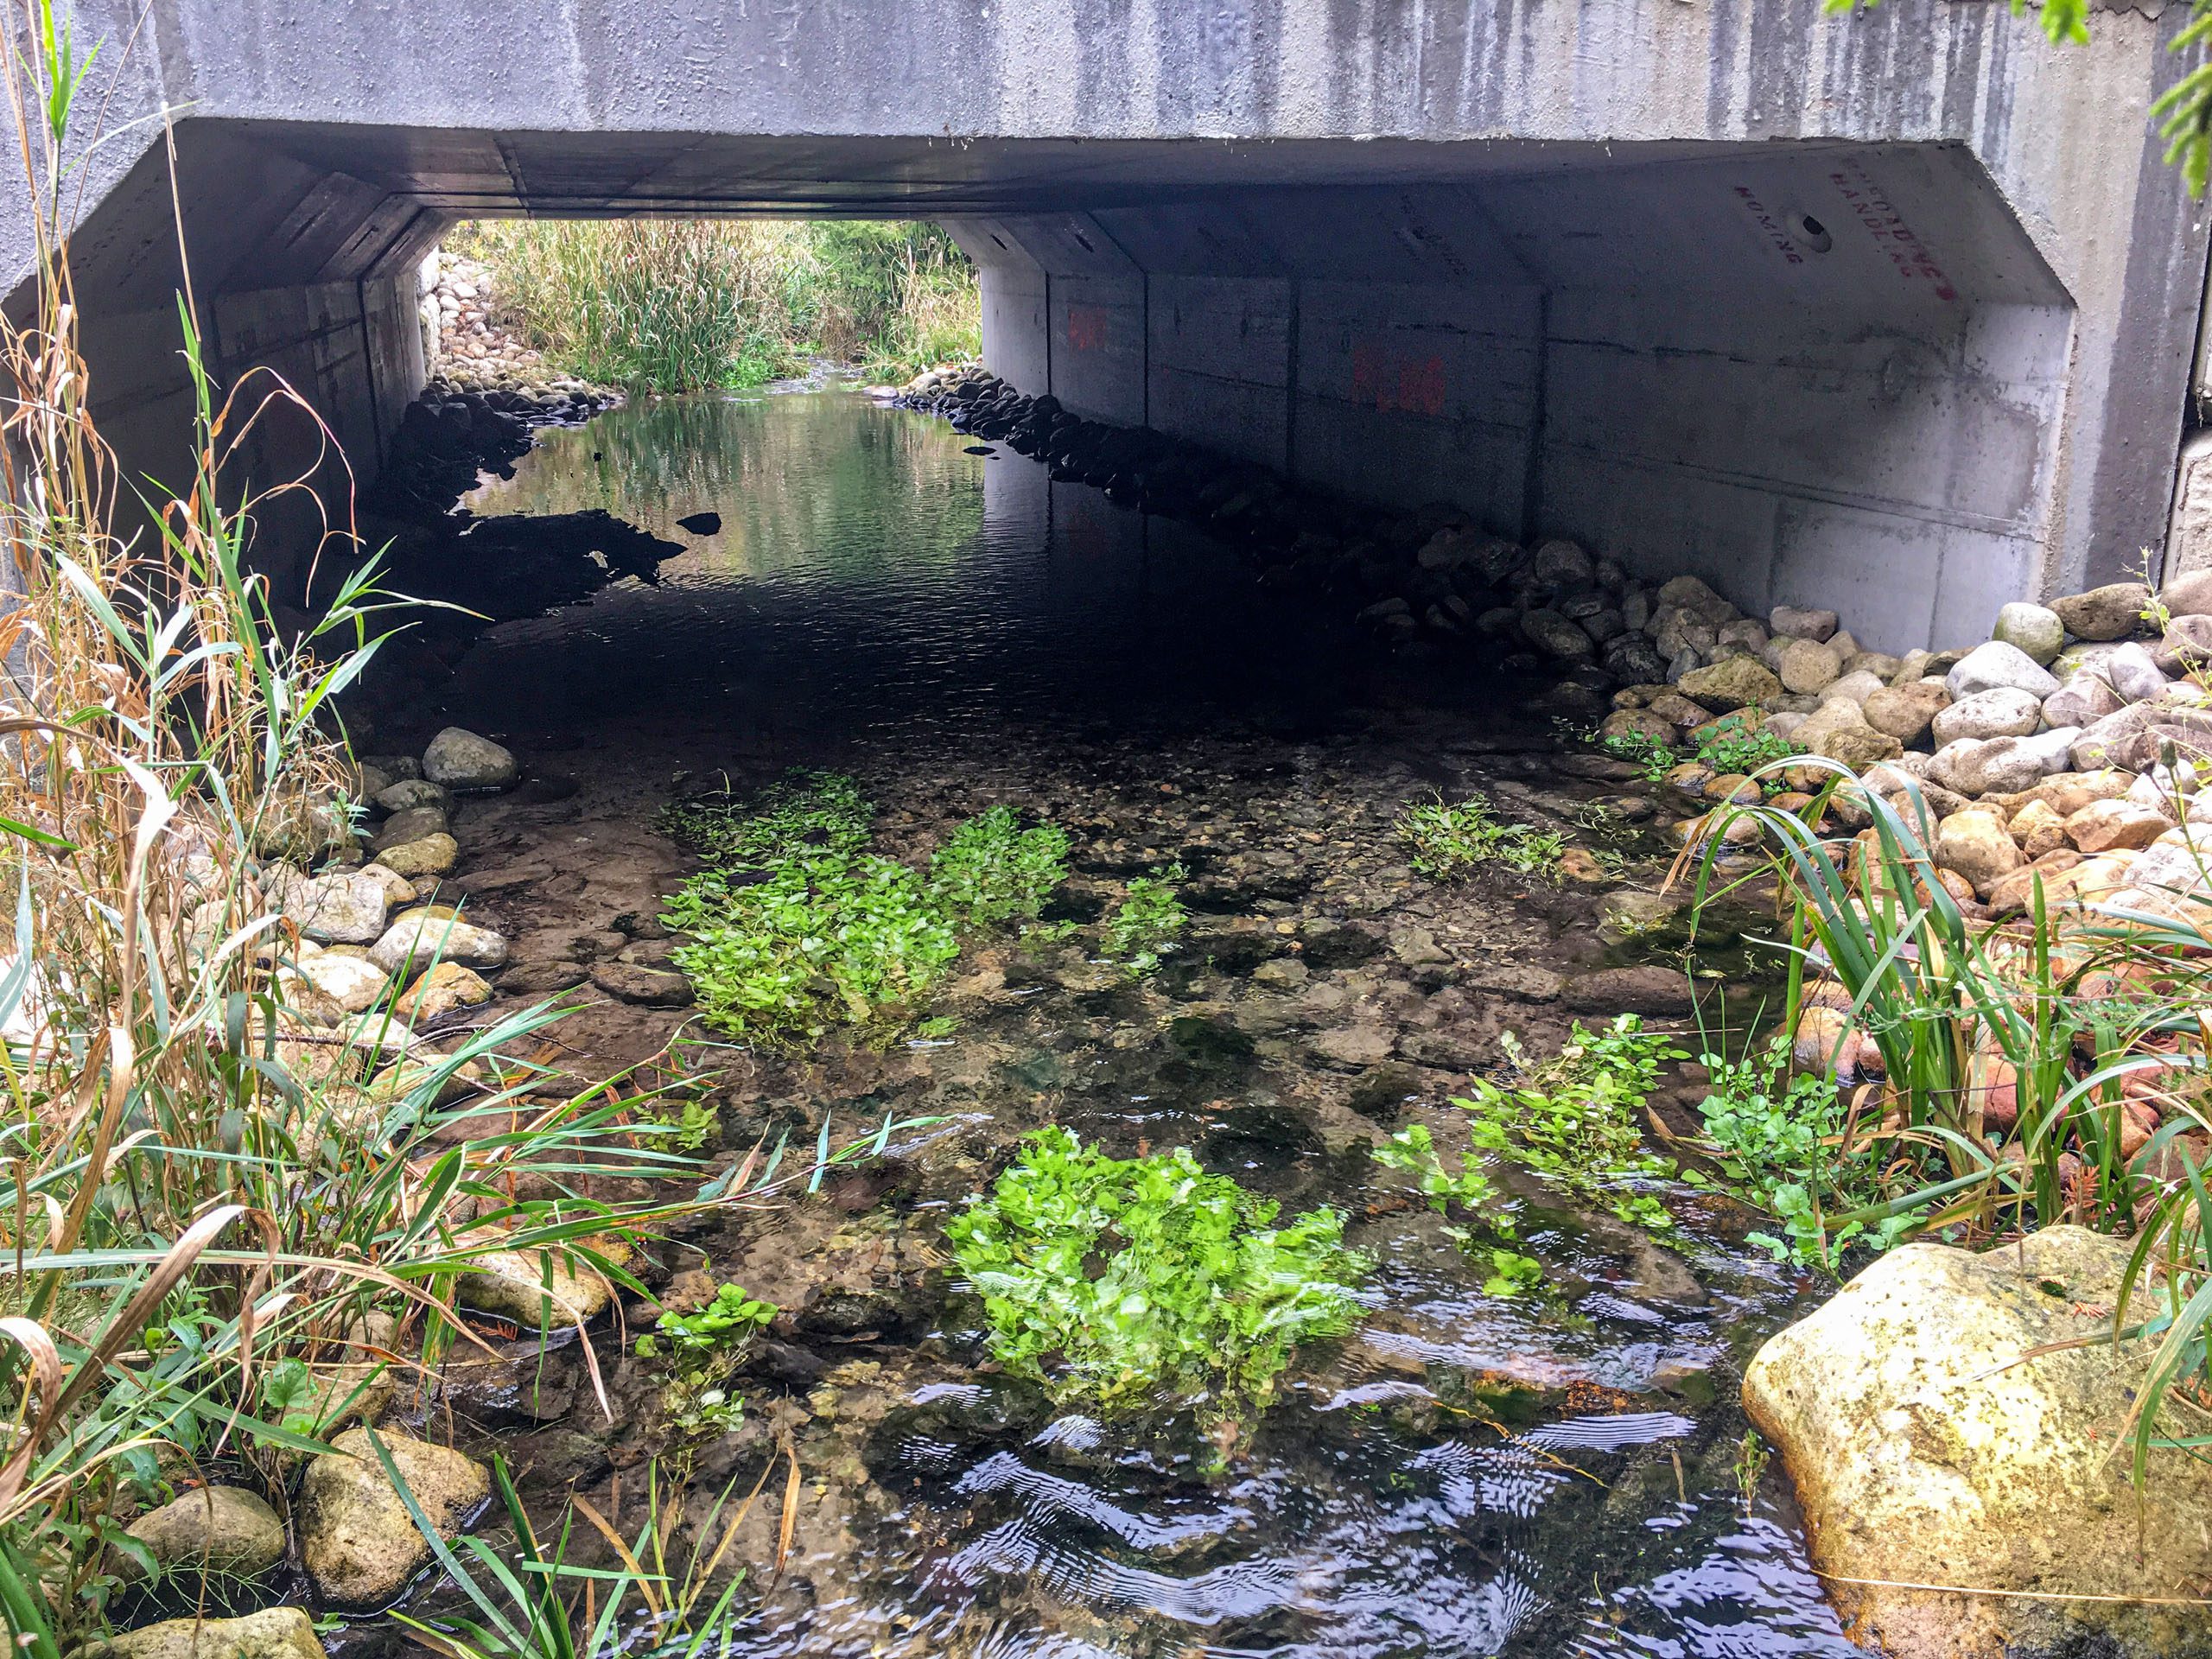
[5,0,2204,645]
[969,141,2077,651]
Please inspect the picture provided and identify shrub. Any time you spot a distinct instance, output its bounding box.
[947,1128,1368,1417]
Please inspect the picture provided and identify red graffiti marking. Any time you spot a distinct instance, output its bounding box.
[1066,304,1109,352]
[1829,161,1958,302]
[1351,343,1446,417]
[1733,185,1805,266]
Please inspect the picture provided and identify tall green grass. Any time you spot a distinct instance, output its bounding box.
[0,11,901,1647]
[447,219,980,393]
[1683,758,2212,1484]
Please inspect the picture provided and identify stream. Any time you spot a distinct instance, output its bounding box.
[390,385,1866,1657]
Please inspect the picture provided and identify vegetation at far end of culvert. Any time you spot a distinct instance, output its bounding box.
[659,771,1070,1046]
[446,219,982,392]
[947,1127,1370,1422]
[1454,1017,1688,1234]
[1395,792,1567,880]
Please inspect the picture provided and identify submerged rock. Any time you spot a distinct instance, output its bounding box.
[1744,1227,2212,1659]
[299,1427,490,1608]
[97,1609,321,1659]
[458,1243,619,1330]
[371,910,509,976]
[423,726,519,790]
[121,1485,284,1583]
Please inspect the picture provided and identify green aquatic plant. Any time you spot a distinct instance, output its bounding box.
[1101,863,1187,974]
[1688,1033,1912,1268]
[1455,1017,1686,1233]
[1689,709,1801,782]
[662,773,1068,1045]
[1595,727,1679,785]
[926,805,1071,929]
[1370,1123,1500,1214]
[1482,1248,1545,1300]
[634,1285,779,1444]
[636,1284,777,1364]
[947,1127,1368,1417]
[1396,793,1566,880]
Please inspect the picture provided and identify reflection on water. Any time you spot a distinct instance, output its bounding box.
[459,391,1864,1658]
[457,391,1356,744]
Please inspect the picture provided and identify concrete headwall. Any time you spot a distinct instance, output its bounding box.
[969,141,2075,650]
[3,0,2203,645]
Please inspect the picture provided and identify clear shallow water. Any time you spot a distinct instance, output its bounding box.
[456,390,1361,744]
[454,390,1865,1659]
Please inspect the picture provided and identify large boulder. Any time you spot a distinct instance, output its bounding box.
[1777,636,1842,694]
[1656,573,1734,618]
[1929,687,2041,746]
[2155,614,2212,675]
[394,960,493,1021]
[422,726,519,791]
[2050,581,2150,641]
[1769,603,1839,641]
[121,1485,284,1584]
[1675,656,1783,712]
[1862,680,1950,745]
[2105,641,2171,703]
[2158,567,2212,619]
[299,1427,491,1608]
[2040,671,2126,731]
[371,910,509,977]
[1945,640,2060,701]
[1990,601,2065,664]
[1526,538,1593,588]
[1519,607,1596,659]
[458,1241,623,1331]
[1927,730,2078,798]
[2124,821,2212,906]
[370,804,450,855]
[98,1610,322,1659]
[292,950,391,1015]
[1653,607,1718,662]
[262,866,391,945]
[378,833,459,878]
[1818,668,1888,707]
[1744,1228,2212,1659]
[2071,691,2212,771]
[2063,798,2174,855]
[1934,808,2024,895]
